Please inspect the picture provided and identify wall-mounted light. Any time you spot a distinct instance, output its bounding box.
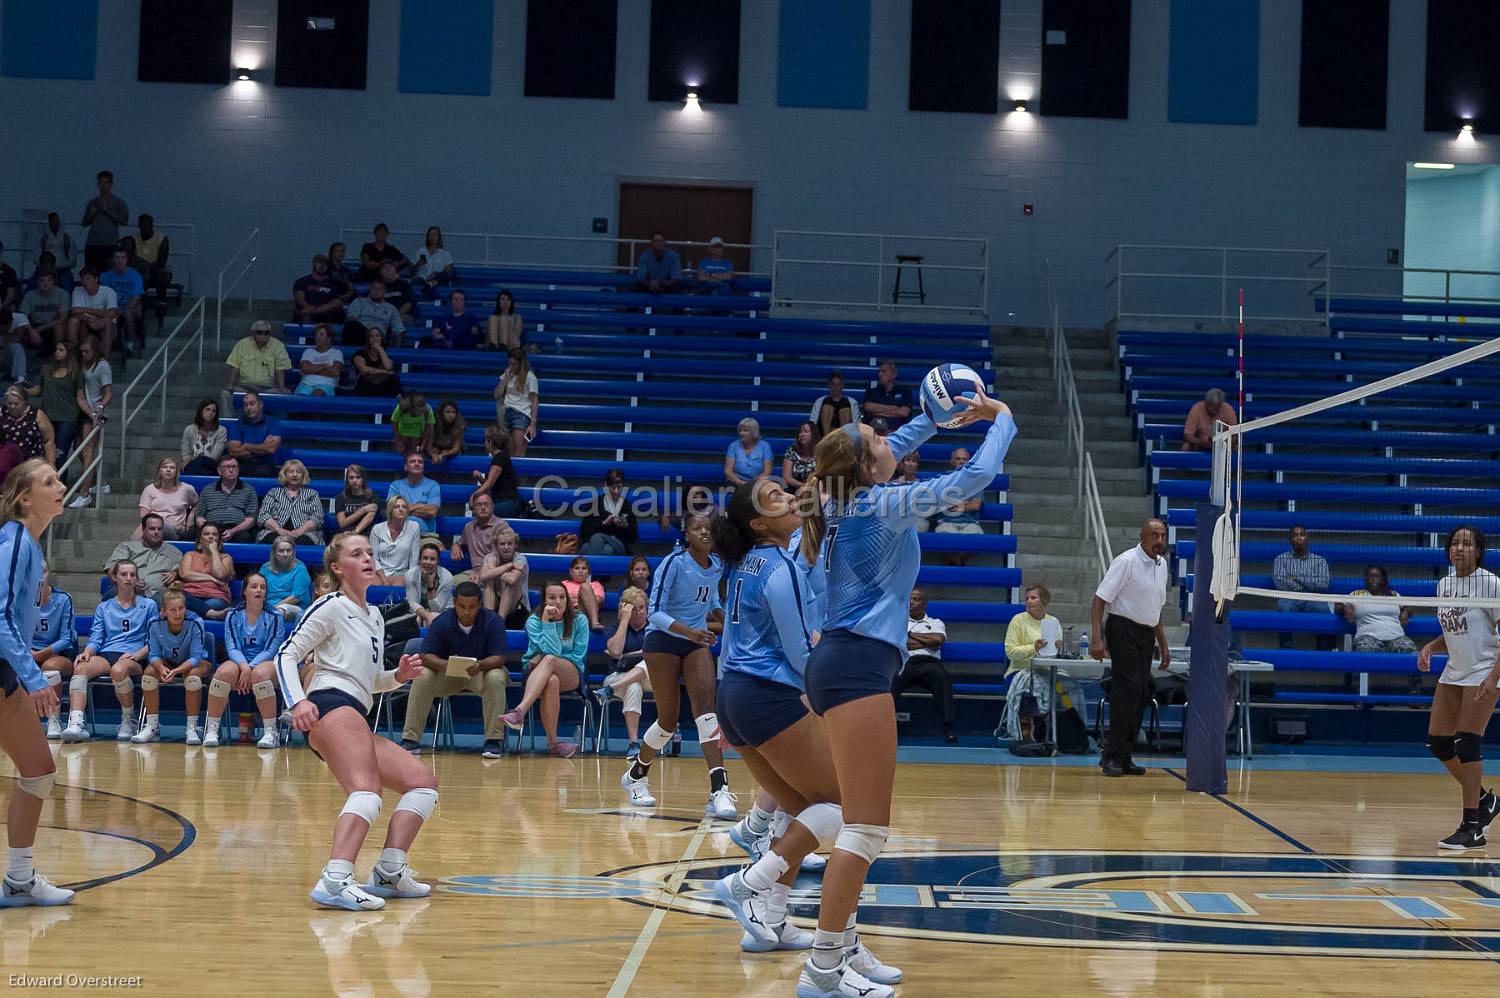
[1461,118,1476,135]
[1412,162,1455,170]
[683,89,702,113]
[236,67,252,81]
[1012,99,1030,113]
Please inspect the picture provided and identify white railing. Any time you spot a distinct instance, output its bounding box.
[1049,294,1113,578]
[0,218,195,292]
[1329,263,1500,313]
[1083,453,1113,579]
[215,228,259,353]
[770,230,989,315]
[47,419,109,561]
[1105,244,1330,329]
[119,297,209,472]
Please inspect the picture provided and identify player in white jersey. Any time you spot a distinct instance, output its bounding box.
[1418,524,1500,850]
[274,532,437,911]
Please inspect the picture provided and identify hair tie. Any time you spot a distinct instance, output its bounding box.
[841,422,863,457]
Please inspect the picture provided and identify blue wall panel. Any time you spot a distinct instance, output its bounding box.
[778,0,869,109]
[398,0,492,96]
[1168,0,1258,124]
[2,0,97,80]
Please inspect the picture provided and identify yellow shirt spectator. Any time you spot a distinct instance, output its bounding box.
[226,326,292,392]
[1004,608,1061,677]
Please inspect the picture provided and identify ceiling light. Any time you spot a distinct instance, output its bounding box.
[1412,162,1455,170]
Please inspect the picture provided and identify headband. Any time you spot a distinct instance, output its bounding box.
[841,422,863,456]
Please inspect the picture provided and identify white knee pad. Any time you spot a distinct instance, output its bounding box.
[643,721,673,751]
[793,803,844,850]
[184,676,203,692]
[112,677,134,696]
[16,772,55,801]
[69,675,88,697]
[43,670,61,688]
[394,787,439,822]
[834,823,889,864]
[622,681,644,715]
[208,678,231,698]
[252,680,277,701]
[339,790,383,826]
[694,712,722,745]
[141,675,160,691]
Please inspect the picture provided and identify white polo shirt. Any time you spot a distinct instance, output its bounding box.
[1096,544,1168,628]
[906,613,946,660]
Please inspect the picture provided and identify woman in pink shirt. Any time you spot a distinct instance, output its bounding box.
[562,555,606,632]
[136,457,197,539]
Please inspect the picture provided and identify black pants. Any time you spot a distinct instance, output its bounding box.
[892,655,955,727]
[1104,615,1156,762]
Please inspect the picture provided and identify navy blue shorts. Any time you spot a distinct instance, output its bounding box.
[644,630,703,659]
[0,658,18,698]
[99,651,131,666]
[716,669,808,748]
[804,629,904,716]
[309,688,369,721]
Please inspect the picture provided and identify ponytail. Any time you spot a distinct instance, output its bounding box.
[799,473,826,565]
[800,428,864,564]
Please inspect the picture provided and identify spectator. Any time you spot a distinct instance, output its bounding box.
[67,267,118,359]
[451,491,508,572]
[178,523,234,620]
[0,307,33,384]
[625,554,652,594]
[598,585,650,757]
[39,212,76,281]
[386,451,441,537]
[0,242,17,309]
[28,341,81,463]
[20,269,70,352]
[471,425,521,517]
[32,565,75,739]
[1336,565,1416,654]
[633,231,683,294]
[0,384,55,468]
[334,463,380,536]
[935,446,984,564]
[180,399,226,475]
[292,255,346,324]
[402,582,509,757]
[478,527,529,625]
[781,420,817,491]
[502,581,588,757]
[378,259,418,325]
[351,326,401,396]
[225,389,282,478]
[357,223,410,281]
[724,417,773,486]
[695,236,734,293]
[343,279,405,348]
[895,452,921,485]
[496,349,538,457]
[261,536,313,623]
[811,370,860,439]
[1272,525,1332,649]
[81,170,128,272]
[204,574,286,749]
[194,454,258,542]
[1182,388,1238,452]
[28,252,72,292]
[486,290,523,352]
[104,514,182,602]
[225,320,290,394]
[136,457,196,539]
[66,337,113,508]
[327,242,356,300]
[427,400,466,468]
[70,560,156,742]
[580,467,638,557]
[864,360,913,430]
[894,588,956,743]
[292,323,342,398]
[428,289,481,350]
[117,236,151,284]
[133,590,212,744]
[659,481,717,535]
[1004,584,1063,741]
[407,541,455,626]
[256,458,324,545]
[391,390,435,456]
[102,248,145,355]
[564,555,606,631]
[412,225,454,296]
[372,496,422,585]
[134,213,171,298]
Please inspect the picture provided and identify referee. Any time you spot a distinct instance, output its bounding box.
[1090,517,1170,777]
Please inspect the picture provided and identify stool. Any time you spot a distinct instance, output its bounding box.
[892,255,926,305]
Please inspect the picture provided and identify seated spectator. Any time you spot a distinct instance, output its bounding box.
[625,554,652,594]
[412,226,454,297]
[28,252,73,292]
[500,581,588,757]
[895,588,956,743]
[478,527,529,625]
[471,426,521,517]
[496,349,538,457]
[387,451,441,537]
[178,523,234,620]
[486,290,523,352]
[695,236,734,292]
[117,236,151,285]
[1004,584,1061,740]
[225,321,290,394]
[0,308,32,385]
[863,360,913,431]
[104,514,181,603]
[782,420,816,491]
[180,398,226,475]
[407,540,455,627]
[0,384,55,468]
[294,323,342,396]
[357,223,411,281]
[194,454,258,542]
[598,585,650,758]
[101,248,145,355]
[134,590,212,744]
[724,417,773,485]
[28,342,82,464]
[401,582,509,757]
[563,555,606,632]
[428,289,481,350]
[427,400,466,468]
[1182,388,1238,452]
[351,326,401,396]
[659,481,716,535]
[0,242,15,309]
[256,458,324,545]
[1273,525,1333,650]
[935,446,983,564]
[633,231,683,294]
[334,463,380,536]
[136,457,196,540]
[68,560,156,741]
[81,169,128,272]
[345,279,406,349]
[31,565,76,739]
[225,389,282,478]
[40,213,76,282]
[372,496,422,585]
[327,241,356,300]
[451,491,508,573]
[20,269,70,352]
[134,213,171,297]
[67,267,118,359]
[204,574,286,749]
[292,254,346,324]
[378,259,418,325]
[391,390,434,456]
[67,336,112,506]
[895,453,921,485]
[580,467,638,557]
[1336,565,1416,654]
[261,537,313,624]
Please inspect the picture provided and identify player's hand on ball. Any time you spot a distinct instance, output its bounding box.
[951,384,1010,426]
[291,700,320,732]
[395,653,424,682]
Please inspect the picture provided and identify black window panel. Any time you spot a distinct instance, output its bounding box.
[1040,0,1130,120]
[1424,0,1500,132]
[525,0,617,99]
[908,0,1001,114]
[1300,0,1388,129]
[138,0,233,85]
[274,0,369,90]
[647,0,741,104]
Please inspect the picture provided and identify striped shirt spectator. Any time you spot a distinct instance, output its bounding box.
[195,456,259,541]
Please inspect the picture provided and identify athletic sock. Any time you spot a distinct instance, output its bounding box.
[145,713,159,728]
[323,859,355,884]
[842,911,859,950]
[377,847,408,873]
[767,882,791,925]
[745,802,774,837]
[811,930,844,971]
[709,767,729,793]
[629,760,651,781]
[5,847,34,883]
[743,851,790,893]
[205,717,220,734]
[1464,807,1482,829]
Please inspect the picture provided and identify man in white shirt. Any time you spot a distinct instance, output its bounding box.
[66,267,119,359]
[894,588,956,743]
[1090,517,1171,778]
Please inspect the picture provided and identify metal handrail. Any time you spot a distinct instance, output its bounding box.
[772,229,989,314]
[118,297,208,472]
[0,218,196,293]
[215,228,259,353]
[47,419,108,561]
[1049,295,1112,578]
[1107,243,1331,328]
[1084,453,1114,578]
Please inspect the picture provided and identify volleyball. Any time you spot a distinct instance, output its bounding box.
[920,363,985,428]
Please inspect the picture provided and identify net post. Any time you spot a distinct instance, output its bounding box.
[1186,502,1230,794]
[1210,422,1230,506]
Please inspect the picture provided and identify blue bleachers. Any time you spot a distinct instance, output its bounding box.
[1151,449,1500,481]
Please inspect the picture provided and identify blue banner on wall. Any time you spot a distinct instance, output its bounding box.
[1168,0,1259,124]
[778,0,870,109]
[398,0,493,96]
[2,0,98,80]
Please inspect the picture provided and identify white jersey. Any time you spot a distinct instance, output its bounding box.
[1436,568,1500,687]
[275,592,399,710]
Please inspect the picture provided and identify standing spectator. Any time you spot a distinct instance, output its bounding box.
[40,212,76,281]
[179,399,226,475]
[386,451,441,537]
[451,492,508,573]
[486,290,523,352]
[407,541,455,626]
[334,464,380,536]
[0,242,18,309]
[104,514,182,602]
[724,417,773,486]
[427,400,466,468]
[136,457,196,539]
[781,420,817,491]
[372,497,422,585]
[20,270,70,352]
[327,242,356,300]
[294,324,342,397]
[401,582,510,757]
[1273,525,1333,650]
[0,384,55,468]
[66,267,118,359]
[81,170,128,272]
[599,585,650,758]
[101,249,145,356]
[357,223,411,281]
[894,588,956,743]
[351,326,401,397]
[378,259,418,326]
[694,236,734,293]
[633,231,683,294]
[391,391,434,457]
[563,555,606,632]
[134,214,171,298]
[261,537,314,623]
[1182,388,1238,452]
[255,459,324,546]
[343,279,405,348]
[863,360,913,430]
[292,255,346,324]
[225,389,282,478]
[178,523,234,620]
[471,425,521,517]
[66,336,112,508]
[503,581,588,757]
[1336,565,1416,654]
[194,454,258,542]
[1089,518,1171,778]
[412,226,454,296]
[496,349,539,457]
[478,528,529,625]
[28,341,82,463]
[428,289,481,350]
[225,320,291,394]
[580,468,638,557]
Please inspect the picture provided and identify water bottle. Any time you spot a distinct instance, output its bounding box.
[1079,632,1090,661]
[237,712,254,744]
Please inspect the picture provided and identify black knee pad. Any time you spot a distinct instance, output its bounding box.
[1427,735,1457,762]
[1454,731,1483,764]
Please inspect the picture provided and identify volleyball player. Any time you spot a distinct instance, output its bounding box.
[66,560,157,742]
[0,459,75,906]
[30,565,75,739]
[276,532,436,911]
[621,512,737,818]
[1418,524,1500,850]
[204,574,286,748]
[793,387,1013,996]
[133,590,212,744]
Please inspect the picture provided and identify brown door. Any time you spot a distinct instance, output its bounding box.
[617,182,754,275]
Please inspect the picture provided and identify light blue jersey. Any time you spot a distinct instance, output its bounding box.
[818,412,1016,655]
[225,606,286,666]
[147,614,212,668]
[647,547,723,635]
[88,596,158,657]
[32,588,76,656]
[0,521,46,692]
[722,544,815,690]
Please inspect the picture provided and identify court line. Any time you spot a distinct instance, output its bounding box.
[1162,768,1316,854]
[605,814,715,998]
